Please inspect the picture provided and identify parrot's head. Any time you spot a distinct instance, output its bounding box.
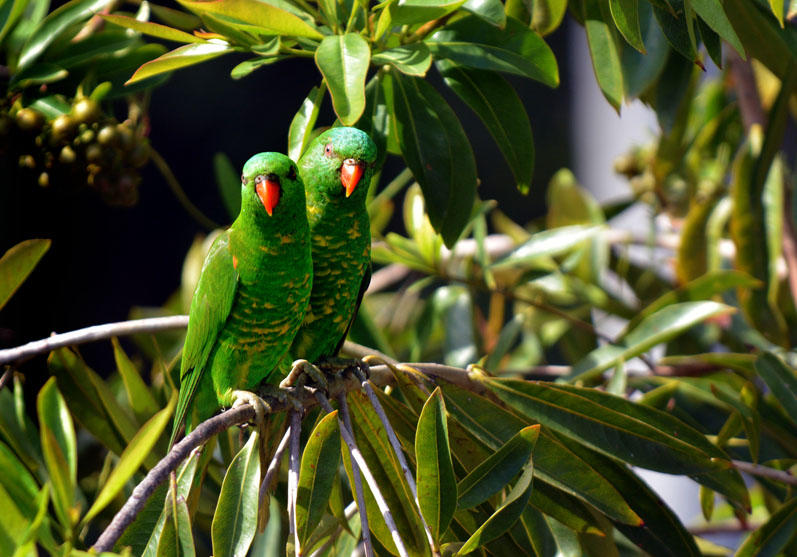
[240,152,304,219]
[300,126,377,201]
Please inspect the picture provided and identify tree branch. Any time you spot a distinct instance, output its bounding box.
[732,460,797,486]
[0,315,189,365]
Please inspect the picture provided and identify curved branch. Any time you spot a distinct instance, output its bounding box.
[0,315,189,365]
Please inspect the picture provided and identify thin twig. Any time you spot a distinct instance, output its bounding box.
[354,367,436,554]
[0,315,189,365]
[288,410,302,556]
[258,428,291,508]
[308,502,359,557]
[316,392,409,557]
[732,460,797,486]
[92,405,254,552]
[0,368,12,390]
[336,393,373,557]
[688,523,759,535]
[149,148,220,231]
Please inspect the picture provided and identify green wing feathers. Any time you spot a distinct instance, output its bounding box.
[170,232,239,447]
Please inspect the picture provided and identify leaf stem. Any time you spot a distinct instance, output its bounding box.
[149,148,220,231]
[732,459,797,486]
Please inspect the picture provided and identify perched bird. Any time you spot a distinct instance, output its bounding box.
[170,152,312,446]
[290,127,377,364]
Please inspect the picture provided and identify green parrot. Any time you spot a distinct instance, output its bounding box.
[290,127,377,364]
[170,152,312,447]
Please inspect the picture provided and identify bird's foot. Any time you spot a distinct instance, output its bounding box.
[231,390,271,426]
[316,356,369,382]
[280,359,328,392]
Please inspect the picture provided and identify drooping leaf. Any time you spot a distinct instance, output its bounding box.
[620,0,669,98]
[0,441,39,520]
[457,446,536,553]
[296,411,341,546]
[213,152,241,222]
[755,352,797,426]
[609,0,645,52]
[82,392,176,526]
[17,0,113,70]
[570,301,735,381]
[457,425,538,510]
[315,33,369,125]
[37,377,78,529]
[437,62,534,193]
[113,338,161,424]
[652,0,697,62]
[428,15,559,86]
[156,492,195,557]
[176,0,322,38]
[736,497,797,557]
[371,43,432,76]
[126,42,233,85]
[689,0,744,57]
[462,0,506,27]
[491,225,603,269]
[212,431,260,557]
[0,239,50,311]
[101,14,205,43]
[416,387,457,541]
[287,85,325,162]
[485,378,749,509]
[385,71,477,248]
[584,0,624,110]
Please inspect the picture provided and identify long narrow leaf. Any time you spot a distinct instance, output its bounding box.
[0,239,50,311]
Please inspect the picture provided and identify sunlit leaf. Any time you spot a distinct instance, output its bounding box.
[0,239,50,311]
[17,0,113,70]
[126,42,233,85]
[113,338,160,424]
[491,225,602,269]
[584,0,624,110]
[296,411,341,546]
[212,431,260,557]
[609,0,645,52]
[315,33,370,125]
[176,0,322,38]
[157,492,195,557]
[689,0,744,57]
[416,388,456,540]
[82,392,176,526]
[287,85,325,162]
[462,0,505,27]
[101,14,205,43]
[371,43,432,76]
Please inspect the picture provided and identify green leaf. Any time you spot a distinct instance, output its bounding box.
[212,431,260,557]
[416,387,457,541]
[437,63,534,193]
[0,441,40,520]
[213,152,241,221]
[485,378,749,508]
[176,0,322,38]
[0,0,27,47]
[625,270,759,331]
[528,0,568,36]
[230,55,284,79]
[101,14,205,43]
[491,225,602,269]
[570,301,735,381]
[457,425,539,509]
[620,0,669,98]
[609,0,645,52]
[689,0,744,57]
[428,15,559,86]
[287,85,325,162]
[157,491,195,557]
[388,0,466,28]
[0,239,50,311]
[736,497,797,557]
[651,0,697,62]
[344,390,429,555]
[755,352,797,426]
[462,0,506,27]
[0,379,44,478]
[296,411,341,546]
[17,0,112,70]
[584,0,624,111]
[371,43,432,76]
[113,338,160,424]
[37,377,78,529]
[82,392,176,526]
[315,33,370,125]
[457,447,536,553]
[386,71,477,248]
[127,41,232,84]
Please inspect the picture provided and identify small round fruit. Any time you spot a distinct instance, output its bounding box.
[71,98,100,124]
[59,145,76,164]
[51,114,76,142]
[38,172,50,187]
[16,108,44,132]
[97,125,117,146]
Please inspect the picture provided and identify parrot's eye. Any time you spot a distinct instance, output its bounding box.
[287,166,296,180]
[324,143,334,157]
[255,174,265,184]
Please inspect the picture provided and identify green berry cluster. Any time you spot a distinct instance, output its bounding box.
[0,97,150,206]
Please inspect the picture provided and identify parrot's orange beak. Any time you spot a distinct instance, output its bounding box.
[256,176,281,216]
[340,159,365,198]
